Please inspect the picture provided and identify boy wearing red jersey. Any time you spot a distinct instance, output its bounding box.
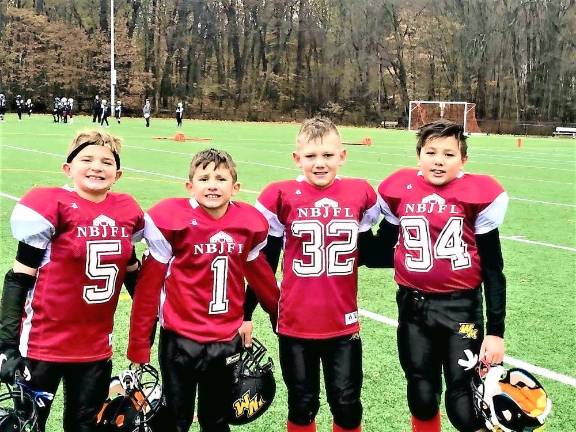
[364,121,508,432]
[0,130,144,431]
[127,149,279,432]
[245,118,380,432]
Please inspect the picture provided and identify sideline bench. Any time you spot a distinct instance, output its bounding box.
[380,121,399,128]
[553,126,576,138]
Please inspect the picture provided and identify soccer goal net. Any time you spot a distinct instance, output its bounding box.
[408,101,481,134]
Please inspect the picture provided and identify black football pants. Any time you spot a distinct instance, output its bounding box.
[24,358,112,432]
[279,334,363,429]
[158,329,242,432]
[396,286,484,432]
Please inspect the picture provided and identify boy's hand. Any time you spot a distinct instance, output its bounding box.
[238,321,253,348]
[480,335,505,364]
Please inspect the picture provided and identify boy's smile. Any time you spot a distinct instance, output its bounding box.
[186,162,240,218]
[418,136,467,186]
[293,131,347,188]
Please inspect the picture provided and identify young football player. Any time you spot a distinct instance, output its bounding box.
[115,100,122,124]
[176,102,184,127]
[0,130,145,432]
[0,93,6,121]
[15,95,23,121]
[100,99,110,127]
[25,98,33,117]
[92,95,101,123]
[143,98,151,127]
[244,117,380,432]
[363,120,508,432]
[127,148,280,432]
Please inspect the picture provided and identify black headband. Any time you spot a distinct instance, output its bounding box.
[66,142,120,169]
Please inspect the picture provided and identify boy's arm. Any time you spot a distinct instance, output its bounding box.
[0,243,44,383]
[127,253,167,364]
[476,228,506,363]
[358,218,398,268]
[123,247,141,299]
[244,252,280,320]
[244,235,282,321]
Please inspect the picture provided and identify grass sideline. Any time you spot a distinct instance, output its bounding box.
[1,114,575,431]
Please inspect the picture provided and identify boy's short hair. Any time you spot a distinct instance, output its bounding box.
[189,148,237,182]
[416,121,468,158]
[66,130,122,168]
[297,117,340,144]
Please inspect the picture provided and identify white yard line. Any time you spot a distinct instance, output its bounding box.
[1,188,575,386]
[501,236,576,252]
[358,308,576,387]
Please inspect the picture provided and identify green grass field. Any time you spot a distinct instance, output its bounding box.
[1,114,575,431]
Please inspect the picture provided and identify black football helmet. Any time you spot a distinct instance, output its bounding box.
[0,379,53,432]
[472,362,552,432]
[227,338,276,425]
[96,364,165,432]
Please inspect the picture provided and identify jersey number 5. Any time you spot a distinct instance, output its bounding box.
[83,240,122,304]
[401,216,471,272]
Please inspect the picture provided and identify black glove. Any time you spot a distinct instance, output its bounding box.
[0,347,28,384]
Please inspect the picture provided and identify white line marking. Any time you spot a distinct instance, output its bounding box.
[501,236,576,252]
[358,308,576,387]
[509,197,576,208]
[0,191,20,201]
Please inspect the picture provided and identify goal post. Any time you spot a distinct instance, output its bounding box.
[408,100,482,134]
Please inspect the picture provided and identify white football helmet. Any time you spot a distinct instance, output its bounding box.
[472,362,552,432]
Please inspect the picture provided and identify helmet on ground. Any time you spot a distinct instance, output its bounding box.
[0,379,52,432]
[227,338,276,425]
[96,364,165,432]
[472,362,552,432]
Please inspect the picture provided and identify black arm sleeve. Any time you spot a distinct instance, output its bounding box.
[244,235,283,321]
[0,270,36,349]
[15,242,45,269]
[358,218,399,268]
[124,248,141,299]
[476,229,506,338]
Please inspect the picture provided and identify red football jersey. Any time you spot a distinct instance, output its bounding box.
[127,198,279,363]
[10,187,144,362]
[256,177,380,339]
[378,169,508,293]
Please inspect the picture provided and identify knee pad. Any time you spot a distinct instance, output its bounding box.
[445,386,482,432]
[331,401,362,429]
[407,379,441,420]
[288,398,320,426]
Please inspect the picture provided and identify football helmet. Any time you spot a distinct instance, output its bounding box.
[0,379,53,432]
[472,362,552,432]
[227,338,276,425]
[96,364,165,432]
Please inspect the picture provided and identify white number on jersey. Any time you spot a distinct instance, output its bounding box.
[400,216,471,272]
[83,240,122,304]
[209,256,229,314]
[291,220,359,277]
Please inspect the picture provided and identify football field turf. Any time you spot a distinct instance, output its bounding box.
[1,114,575,431]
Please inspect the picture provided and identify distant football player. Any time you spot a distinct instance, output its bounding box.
[92,95,101,123]
[0,93,6,121]
[68,98,74,124]
[100,99,110,127]
[363,120,508,432]
[114,100,122,124]
[61,97,69,123]
[244,117,380,432]
[15,95,23,121]
[127,149,280,432]
[176,102,184,127]
[25,98,33,116]
[52,97,60,123]
[0,130,145,432]
[143,98,151,127]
